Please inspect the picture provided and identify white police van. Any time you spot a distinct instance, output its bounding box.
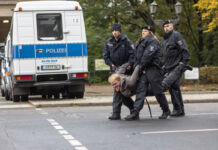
[4,1,88,102]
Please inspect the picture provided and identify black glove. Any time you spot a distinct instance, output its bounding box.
[161,65,167,75]
[111,65,117,73]
[178,62,186,71]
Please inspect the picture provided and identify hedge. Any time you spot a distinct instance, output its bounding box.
[91,66,218,84]
[199,66,218,83]
[182,66,218,84]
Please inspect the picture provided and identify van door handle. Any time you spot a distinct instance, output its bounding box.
[36,49,44,53]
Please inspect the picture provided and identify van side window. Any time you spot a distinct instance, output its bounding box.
[37,14,63,41]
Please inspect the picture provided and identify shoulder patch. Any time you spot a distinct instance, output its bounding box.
[131,44,135,49]
[177,40,183,46]
[107,43,113,47]
[150,46,154,51]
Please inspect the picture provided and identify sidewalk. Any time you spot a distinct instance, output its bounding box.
[29,84,218,108]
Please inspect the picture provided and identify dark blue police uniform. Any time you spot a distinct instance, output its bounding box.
[103,33,135,119]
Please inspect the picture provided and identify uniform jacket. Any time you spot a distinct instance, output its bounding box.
[162,30,190,70]
[134,35,161,70]
[103,34,135,70]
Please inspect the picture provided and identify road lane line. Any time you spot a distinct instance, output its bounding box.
[40,112,48,115]
[141,128,218,135]
[68,140,82,146]
[59,130,69,135]
[188,113,218,116]
[47,119,55,122]
[46,118,88,149]
[63,135,74,140]
[50,122,59,126]
[75,146,88,150]
[53,125,64,130]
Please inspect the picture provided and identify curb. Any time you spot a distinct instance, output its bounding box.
[29,98,218,108]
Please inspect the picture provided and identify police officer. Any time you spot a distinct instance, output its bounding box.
[125,26,171,121]
[103,23,135,120]
[161,20,190,116]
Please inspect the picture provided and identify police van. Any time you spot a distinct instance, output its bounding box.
[4,1,88,102]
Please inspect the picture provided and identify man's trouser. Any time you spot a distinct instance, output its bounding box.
[112,89,134,114]
[164,66,184,111]
[133,68,169,113]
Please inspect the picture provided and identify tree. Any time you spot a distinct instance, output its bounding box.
[76,0,218,83]
[194,0,218,32]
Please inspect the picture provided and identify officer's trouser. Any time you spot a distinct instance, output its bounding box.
[165,66,184,111]
[134,68,169,113]
[112,89,134,114]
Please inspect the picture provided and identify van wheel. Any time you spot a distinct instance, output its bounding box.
[54,93,60,99]
[5,90,10,100]
[42,95,47,99]
[1,89,5,97]
[21,95,28,102]
[76,92,84,98]
[13,95,20,102]
[67,93,75,99]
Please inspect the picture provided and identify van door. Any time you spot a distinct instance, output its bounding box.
[34,12,68,73]
[64,11,84,72]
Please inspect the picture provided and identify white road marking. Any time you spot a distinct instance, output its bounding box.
[47,119,55,122]
[141,128,218,135]
[68,140,82,146]
[188,113,218,116]
[53,125,64,130]
[50,122,59,126]
[59,130,69,135]
[35,108,42,111]
[46,118,88,149]
[63,135,74,140]
[75,146,88,150]
[40,112,48,115]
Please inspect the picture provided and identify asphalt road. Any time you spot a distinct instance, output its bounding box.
[0,103,218,150]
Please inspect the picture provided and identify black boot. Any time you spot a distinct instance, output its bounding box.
[108,113,121,120]
[170,109,183,117]
[181,109,185,116]
[159,110,171,119]
[125,110,139,121]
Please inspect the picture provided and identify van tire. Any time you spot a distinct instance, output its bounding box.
[5,90,10,100]
[67,93,75,99]
[21,95,28,101]
[1,89,5,97]
[76,92,84,98]
[13,95,20,102]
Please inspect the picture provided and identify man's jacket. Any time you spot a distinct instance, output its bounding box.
[162,30,190,70]
[134,35,162,70]
[103,34,135,70]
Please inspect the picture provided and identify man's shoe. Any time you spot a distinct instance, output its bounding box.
[108,113,121,120]
[180,110,185,116]
[125,111,139,121]
[159,110,171,119]
[170,109,183,117]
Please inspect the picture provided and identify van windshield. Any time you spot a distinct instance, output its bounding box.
[37,14,63,41]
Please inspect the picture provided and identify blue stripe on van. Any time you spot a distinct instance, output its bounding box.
[12,43,87,59]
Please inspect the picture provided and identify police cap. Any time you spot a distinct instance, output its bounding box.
[141,25,155,33]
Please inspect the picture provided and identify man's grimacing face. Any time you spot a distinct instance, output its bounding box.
[163,23,174,33]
